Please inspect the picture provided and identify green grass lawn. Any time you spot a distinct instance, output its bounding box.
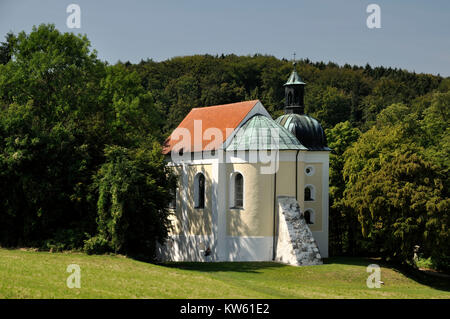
[0,248,448,299]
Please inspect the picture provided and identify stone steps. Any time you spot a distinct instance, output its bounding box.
[275,197,322,266]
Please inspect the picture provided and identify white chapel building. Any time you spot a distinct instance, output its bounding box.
[158,63,330,264]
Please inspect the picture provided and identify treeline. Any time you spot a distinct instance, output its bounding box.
[0,25,448,269]
[126,52,442,134]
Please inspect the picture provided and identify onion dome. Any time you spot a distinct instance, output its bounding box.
[275,114,330,151]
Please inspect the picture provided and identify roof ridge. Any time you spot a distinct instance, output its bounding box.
[191,99,259,110]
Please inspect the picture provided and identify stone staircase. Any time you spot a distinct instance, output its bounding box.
[275,197,322,266]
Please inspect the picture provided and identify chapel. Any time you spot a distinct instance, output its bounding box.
[159,63,330,264]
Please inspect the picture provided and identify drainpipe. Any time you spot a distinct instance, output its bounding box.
[295,150,300,201]
[272,151,279,261]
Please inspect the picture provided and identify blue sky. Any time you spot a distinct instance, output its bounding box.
[0,0,449,76]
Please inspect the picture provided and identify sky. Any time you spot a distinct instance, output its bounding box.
[0,0,449,76]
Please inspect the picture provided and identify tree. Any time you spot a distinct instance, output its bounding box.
[343,147,448,266]
[98,63,164,145]
[85,144,175,259]
[0,32,16,64]
[305,86,352,129]
[342,115,449,268]
[360,78,415,128]
[0,25,169,254]
[325,121,361,255]
[0,25,105,247]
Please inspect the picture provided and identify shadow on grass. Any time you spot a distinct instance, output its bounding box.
[391,264,450,293]
[325,256,450,293]
[162,257,450,291]
[161,261,287,274]
[323,256,376,266]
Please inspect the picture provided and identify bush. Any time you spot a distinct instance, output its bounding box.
[89,143,175,259]
[41,229,87,252]
[83,236,111,255]
[42,240,66,253]
[432,254,450,273]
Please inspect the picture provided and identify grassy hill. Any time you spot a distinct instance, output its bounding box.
[0,248,448,299]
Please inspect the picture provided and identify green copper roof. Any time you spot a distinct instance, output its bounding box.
[276,113,330,151]
[226,115,307,151]
[284,67,306,86]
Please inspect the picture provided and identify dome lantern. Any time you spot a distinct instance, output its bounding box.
[276,57,330,151]
[284,60,306,115]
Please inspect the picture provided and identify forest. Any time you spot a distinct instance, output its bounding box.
[0,25,448,270]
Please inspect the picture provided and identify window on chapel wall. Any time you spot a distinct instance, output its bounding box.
[230,172,244,209]
[194,173,205,209]
[304,210,314,225]
[304,185,314,201]
[234,173,244,208]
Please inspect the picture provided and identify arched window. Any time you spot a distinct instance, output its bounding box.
[230,172,244,209]
[305,187,311,201]
[194,173,205,208]
[304,185,315,201]
[304,209,314,225]
[288,92,293,105]
[234,173,244,208]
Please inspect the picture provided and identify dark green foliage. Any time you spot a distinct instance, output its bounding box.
[343,149,449,270]
[341,93,449,270]
[130,54,440,134]
[305,86,352,129]
[0,25,169,258]
[83,235,111,255]
[43,229,88,252]
[0,32,15,64]
[325,121,362,256]
[0,24,104,247]
[87,144,175,259]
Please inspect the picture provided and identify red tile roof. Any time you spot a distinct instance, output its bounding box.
[162,100,259,154]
